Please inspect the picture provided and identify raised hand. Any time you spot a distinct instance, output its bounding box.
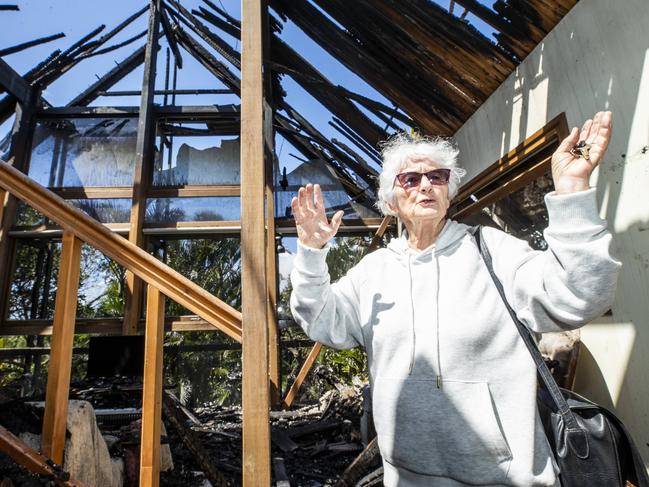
[551,111,612,195]
[291,183,344,249]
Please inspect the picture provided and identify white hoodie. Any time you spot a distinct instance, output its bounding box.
[290,188,621,486]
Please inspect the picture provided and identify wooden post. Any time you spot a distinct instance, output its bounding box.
[41,231,82,464]
[0,90,37,323]
[263,5,280,405]
[282,343,323,410]
[124,0,160,335]
[139,285,165,487]
[241,0,271,483]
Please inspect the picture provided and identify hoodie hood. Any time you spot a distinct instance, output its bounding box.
[386,219,470,260]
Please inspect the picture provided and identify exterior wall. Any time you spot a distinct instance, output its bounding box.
[454,0,649,466]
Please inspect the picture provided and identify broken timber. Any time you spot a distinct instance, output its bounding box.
[0,425,87,487]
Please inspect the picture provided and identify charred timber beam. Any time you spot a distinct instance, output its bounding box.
[159,3,183,68]
[67,45,147,106]
[124,0,161,336]
[37,104,240,119]
[163,393,231,486]
[329,119,382,166]
[174,25,241,94]
[318,0,503,110]
[0,5,19,10]
[270,0,458,135]
[274,120,371,205]
[452,0,535,52]
[36,6,149,88]
[279,104,377,183]
[0,88,37,322]
[166,0,241,70]
[194,5,241,38]
[0,32,65,57]
[0,58,31,103]
[99,88,232,96]
[334,437,380,487]
[492,1,549,43]
[70,5,149,59]
[0,425,87,487]
[75,29,148,61]
[271,39,386,148]
[203,0,240,28]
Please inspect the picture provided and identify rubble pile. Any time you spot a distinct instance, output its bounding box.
[0,377,380,486]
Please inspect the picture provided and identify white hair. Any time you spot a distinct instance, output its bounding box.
[376,132,466,216]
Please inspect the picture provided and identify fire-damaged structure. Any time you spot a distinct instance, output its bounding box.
[2,0,649,485]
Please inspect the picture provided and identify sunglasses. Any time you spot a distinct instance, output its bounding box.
[395,168,451,189]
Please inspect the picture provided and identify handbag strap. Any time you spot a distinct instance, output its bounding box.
[469,226,582,432]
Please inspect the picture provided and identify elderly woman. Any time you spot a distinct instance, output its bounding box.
[289,111,620,486]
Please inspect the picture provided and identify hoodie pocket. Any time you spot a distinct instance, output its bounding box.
[372,376,512,484]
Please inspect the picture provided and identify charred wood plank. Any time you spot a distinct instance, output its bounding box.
[0,58,31,103]
[75,29,148,61]
[329,118,382,162]
[0,425,87,487]
[67,45,147,106]
[70,5,149,59]
[166,0,240,69]
[202,0,241,28]
[174,25,240,94]
[315,0,489,109]
[334,437,380,487]
[270,0,458,135]
[162,392,232,486]
[194,6,241,39]
[159,3,183,68]
[0,5,18,11]
[0,33,65,57]
[272,457,291,487]
[123,0,161,336]
[271,38,386,147]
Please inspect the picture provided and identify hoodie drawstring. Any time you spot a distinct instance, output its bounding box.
[435,256,443,388]
[407,253,416,374]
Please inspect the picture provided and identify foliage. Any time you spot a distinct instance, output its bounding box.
[4,226,378,406]
[152,237,242,408]
[279,235,373,401]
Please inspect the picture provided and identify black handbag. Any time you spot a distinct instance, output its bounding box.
[471,226,649,487]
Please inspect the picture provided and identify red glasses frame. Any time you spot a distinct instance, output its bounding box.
[395,168,451,190]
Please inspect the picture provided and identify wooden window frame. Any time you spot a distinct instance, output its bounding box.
[450,113,569,220]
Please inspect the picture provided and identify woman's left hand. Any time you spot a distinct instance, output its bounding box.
[551,111,612,195]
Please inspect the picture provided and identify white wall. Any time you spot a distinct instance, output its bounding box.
[454,0,649,466]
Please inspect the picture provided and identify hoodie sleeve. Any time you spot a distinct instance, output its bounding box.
[482,187,621,333]
[289,241,364,349]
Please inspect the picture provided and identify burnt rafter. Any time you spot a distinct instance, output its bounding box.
[271,0,576,136]
[0,32,66,58]
[159,3,184,68]
[174,25,241,94]
[271,39,387,148]
[174,2,389,155]
[311,0,514,119]
[165,0,240,70]
[66,45,147,107]
[269,0,459,135]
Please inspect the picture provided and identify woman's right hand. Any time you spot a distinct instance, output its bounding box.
[291,183,344,249]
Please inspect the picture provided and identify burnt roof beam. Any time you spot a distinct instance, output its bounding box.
[0,58,32,103]
[0,33,66,57]
[270,0,461,135]
[66,45,148,107]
